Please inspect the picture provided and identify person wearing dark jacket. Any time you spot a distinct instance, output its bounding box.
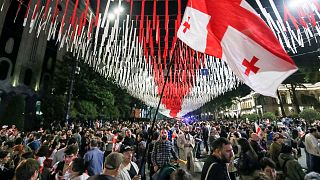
[278,145,305,180]
[201,137,234,180]
[0,150,14,180]
[237,138,260,180]
[123,129,135,147]
[250,133,266,160]
[147,131,159,180]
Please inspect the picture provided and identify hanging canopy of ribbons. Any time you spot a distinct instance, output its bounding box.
[3,0,319,118]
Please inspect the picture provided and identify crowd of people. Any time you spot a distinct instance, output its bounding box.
[0,118,319,180]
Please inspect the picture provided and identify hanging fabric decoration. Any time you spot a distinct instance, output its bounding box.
[8,0,320,118]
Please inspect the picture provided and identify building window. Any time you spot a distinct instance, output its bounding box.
[5,38,14,54]
[281,94,287,104]
[24,69,33,86]
[0,60,10,80]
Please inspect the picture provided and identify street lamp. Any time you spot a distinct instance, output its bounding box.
[289,0,305,9]
[64,56,79,125]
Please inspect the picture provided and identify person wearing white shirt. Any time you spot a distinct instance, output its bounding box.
[305,127,320,173]
[116,146,140,180]
[177,126,195,172]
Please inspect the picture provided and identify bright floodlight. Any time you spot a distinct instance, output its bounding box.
[289,0,304,9]
[108,13,115,20]
[114,6,124,15]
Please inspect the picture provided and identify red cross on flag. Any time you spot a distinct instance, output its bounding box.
[177,0,298,97]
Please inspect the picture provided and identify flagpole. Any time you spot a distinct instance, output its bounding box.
[138,41,178,176]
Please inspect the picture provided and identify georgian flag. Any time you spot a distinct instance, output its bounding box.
[255,122,261,136]
[177,0,298,97]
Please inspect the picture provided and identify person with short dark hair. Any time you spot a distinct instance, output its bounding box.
[52,137,78,166]
[51,144,78,179]
[260,157,277,180]
[0,150,14,180]
[151,129,179,172]
[305,127,320,173]
[68,158,89,180]
[147,131,160,179]
[84,139,104,176]
[278,145,305,180]
[28,132,41,152]
[14,158,40,180]
[201,137,234,180]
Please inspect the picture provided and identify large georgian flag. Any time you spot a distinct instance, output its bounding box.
[177,0,298,97]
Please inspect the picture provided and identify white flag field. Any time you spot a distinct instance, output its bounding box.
[177,0,298,98]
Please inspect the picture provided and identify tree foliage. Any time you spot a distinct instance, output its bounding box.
[1,94,26,130]
[299,108,320,122]
[41,53,145,124]
[262,112,276,121]
[201,84,251,113]
[240,113,259,122]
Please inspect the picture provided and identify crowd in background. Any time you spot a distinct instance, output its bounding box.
[0,118,319,180]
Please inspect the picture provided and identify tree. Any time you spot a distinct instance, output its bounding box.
[247,113,260,122]
[299,108,320,123]
[201,84,251,119]
[2,94,26,130]
[262,112,276,121]
[74,100,98,119]
[42,94,65,127]
[42,53,145,124]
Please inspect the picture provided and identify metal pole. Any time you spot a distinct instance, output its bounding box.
[138,43,177,175]
[64,57,78,125]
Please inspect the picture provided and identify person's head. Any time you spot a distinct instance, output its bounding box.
[125,129,132,137]
[104,152,124,177]
[273,133,285,144]
[281,144,293,154]
[117,135,124,143]
[90,139,98,148]
[33,132,41,140]
[13,144,25,156]
[260,157,277,180]
[15,137,23,145]
[50,141,60,150]
[106,128,112,134]
[309,127,318,136]
[230,126,236,133]
[120,145,134,164]
[0,150,10,164]
[211,137,233,163]
[69,158,86,177]
[210,127,217,135]
[152,131,160,140]
[67,137,77,146]
[36,145,49,157]
[64,145,78,164]
[237,138,250,152]
[251,133,259,141]
[160,129,168,140]
[22,152,34,159]
[15,158,40,180]
[184,126,190,134]
[170,168,193,180]
[137,133,145,142]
